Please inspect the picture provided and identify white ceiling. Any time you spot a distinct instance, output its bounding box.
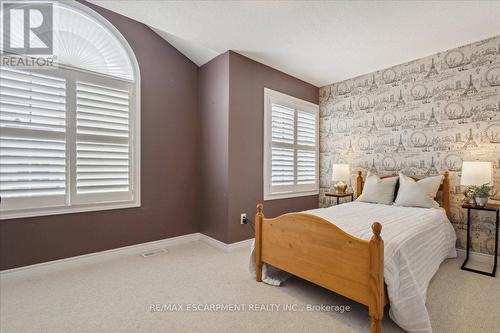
[90,0,500,87]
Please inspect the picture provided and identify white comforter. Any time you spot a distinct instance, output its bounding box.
[249,201,457,333]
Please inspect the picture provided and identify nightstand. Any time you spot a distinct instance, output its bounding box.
[325,192,354,205]
[461,203,499,277]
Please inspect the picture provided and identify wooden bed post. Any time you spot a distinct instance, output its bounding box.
[442,171,451,219]
[356,171,364,197]
[369,222,384,333]
[255,203,264,282]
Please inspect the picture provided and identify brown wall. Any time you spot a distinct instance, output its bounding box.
[227,52,319,243]
[199,52,230,243]
[0,2,201,270]
[198,51,319,244]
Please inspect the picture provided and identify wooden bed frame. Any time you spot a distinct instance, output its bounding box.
[255,171,450,333]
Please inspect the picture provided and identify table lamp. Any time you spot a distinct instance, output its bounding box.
[461,161,493,206]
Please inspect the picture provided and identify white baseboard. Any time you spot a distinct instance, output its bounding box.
[0,233,201,275]
[456,248,499,264]
[199,234,253,252]
[0,233,253,275]
[228,238,254,251]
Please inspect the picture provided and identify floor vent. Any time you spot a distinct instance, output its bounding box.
[141,248,168,258]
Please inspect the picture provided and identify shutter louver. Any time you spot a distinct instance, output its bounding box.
[271,104,294,144]
[0,68,66,132]
[76,142,129,194]
[297,150,316,185]
[0,137,66,198]
[297,111,316,146]
[75,81,131,200]
[297,110,316,186]
[0,68,66,208]
[271,147,294,186]
[76,82,129,138]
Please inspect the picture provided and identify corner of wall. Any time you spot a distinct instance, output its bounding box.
[198,52,231,243]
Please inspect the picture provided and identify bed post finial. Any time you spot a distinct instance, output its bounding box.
[255,204,264,282]
[369,221,384,333]
[371,222,382,238]
[257,203,263,214]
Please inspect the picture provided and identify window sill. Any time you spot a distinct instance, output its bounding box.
[0,201,141,220]
[264,190,319,201]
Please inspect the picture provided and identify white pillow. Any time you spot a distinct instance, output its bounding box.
[357,173,399,205]
[394,173,443,208]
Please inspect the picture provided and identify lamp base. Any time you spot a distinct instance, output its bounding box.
[333,181,347,194]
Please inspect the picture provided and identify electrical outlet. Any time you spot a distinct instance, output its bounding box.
[240,213,247,224]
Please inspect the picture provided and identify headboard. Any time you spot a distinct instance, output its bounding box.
[355,171,451,219]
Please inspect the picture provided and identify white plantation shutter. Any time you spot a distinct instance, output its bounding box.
[271,147,294,186]
[0,68,67,210]
[264,89,318,200]
[74,81,132,203]
[297,111,316,146]
[297,150,316,185]
[271,104,294,144]
[296,110,316,186]
[0,69,66,132]
[271,103,295,187]
[76,82,130,137]
[0,137,66,209]
[0,67,139,218]
[76,142,129,195]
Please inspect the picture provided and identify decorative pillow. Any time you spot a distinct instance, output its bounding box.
[394,173,443,208]
[356,172,399,205]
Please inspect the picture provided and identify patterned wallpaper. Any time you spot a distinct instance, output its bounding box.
[319,35,500,255]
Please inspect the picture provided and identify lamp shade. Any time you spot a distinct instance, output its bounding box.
[332,164,350,182]
[460,161,492,186]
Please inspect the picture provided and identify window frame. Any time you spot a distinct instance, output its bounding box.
[0,0,141,220]
[0,64,141,220]
[263,88,319,201]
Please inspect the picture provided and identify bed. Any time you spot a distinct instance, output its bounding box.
[252,171,456,333]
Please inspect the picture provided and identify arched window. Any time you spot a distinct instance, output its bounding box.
[0,1,140,218]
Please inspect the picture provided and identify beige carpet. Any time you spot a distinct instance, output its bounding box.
[1,241,499,333]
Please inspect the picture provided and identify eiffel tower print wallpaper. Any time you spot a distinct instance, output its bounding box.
[319,35,500,255]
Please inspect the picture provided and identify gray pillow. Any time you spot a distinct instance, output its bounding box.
[357,173,399,205]
[394,173,443,208]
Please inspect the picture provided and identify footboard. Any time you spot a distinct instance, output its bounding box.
[254,204,384,333]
